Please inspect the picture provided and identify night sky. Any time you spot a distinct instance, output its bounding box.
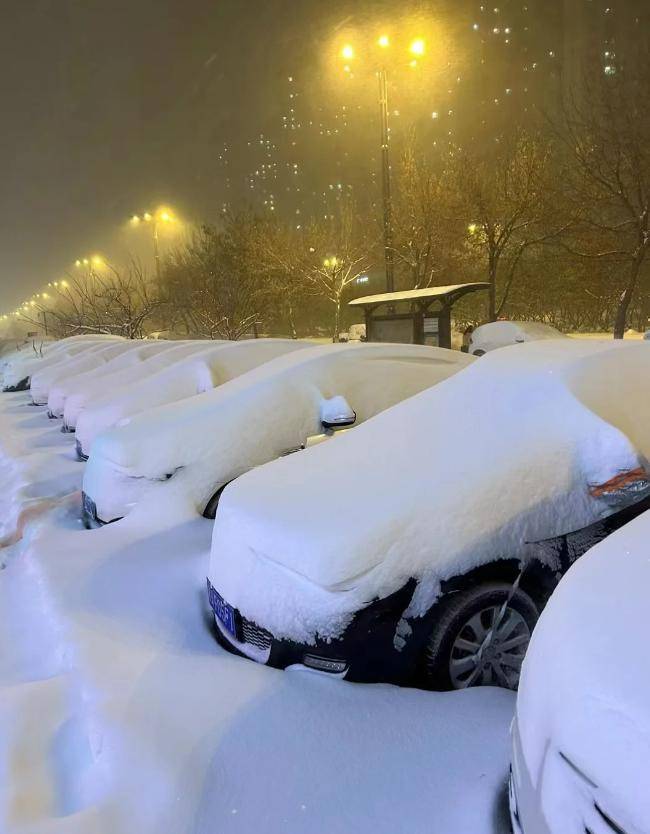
[0,0,642,312]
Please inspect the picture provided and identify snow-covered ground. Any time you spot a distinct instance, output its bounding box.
[0,390,514,834]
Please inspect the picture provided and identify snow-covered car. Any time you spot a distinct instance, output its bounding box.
[338,323,366,343]
[47,339,189,425]
[206,340,650,689]
[73,338,309,454]
[2,335,123,392]
[71,341,233,445]
[467,321,565,356]
[30,340,140,407]
[81,343,474,526]
[509,509,650,834]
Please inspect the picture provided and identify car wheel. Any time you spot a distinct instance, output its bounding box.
[203,481,232,519]
[472,349,486,357]
[422,582,538,691]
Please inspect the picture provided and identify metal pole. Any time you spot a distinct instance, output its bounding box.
[152,220,161,280]
[378,68,395,294]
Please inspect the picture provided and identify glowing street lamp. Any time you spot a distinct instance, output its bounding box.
[410,38,425,56]
[338,34,426,293]
[129,206,177,279]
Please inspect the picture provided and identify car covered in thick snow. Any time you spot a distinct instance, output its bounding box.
[466,320,565,356]
[509,509,650,834]
[69,341,227,440]
[81,342,473,526]
[30,340,142,407]
[47,339,195,425]
[206,340,650,690]
[73,339,308,454]
[2,335,123,392]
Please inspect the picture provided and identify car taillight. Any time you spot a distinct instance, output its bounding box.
[589,467,650,500]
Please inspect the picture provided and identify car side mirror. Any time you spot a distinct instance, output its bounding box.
[320,395,357,430]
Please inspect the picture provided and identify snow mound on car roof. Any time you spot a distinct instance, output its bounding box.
[516,509,650,833]
[70,339,308,437]
[2,338,121,389]
[74,341,223,451]
[88,343,471,476]
[209,339,650,642]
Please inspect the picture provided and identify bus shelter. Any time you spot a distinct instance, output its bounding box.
[349,283,489,349]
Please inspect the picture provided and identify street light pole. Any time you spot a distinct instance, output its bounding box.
[377,67,395,294]
[151,219,161,281]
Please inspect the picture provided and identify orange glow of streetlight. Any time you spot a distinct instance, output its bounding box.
[341,44,354,60]
[410,38,425,55]
[378,34,390,48]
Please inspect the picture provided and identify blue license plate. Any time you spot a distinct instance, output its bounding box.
[207,580,238,639]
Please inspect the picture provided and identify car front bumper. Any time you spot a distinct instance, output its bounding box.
[81,491,124,529]
[2,377,30,392]
[207,577,433,685]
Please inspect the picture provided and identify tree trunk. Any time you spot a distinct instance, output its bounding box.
[287,302,297,339]
[613,258,643,339]
[332,297,341,342]
[488,257,497,322]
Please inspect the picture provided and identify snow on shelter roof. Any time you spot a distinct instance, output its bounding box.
[349,282,489,308]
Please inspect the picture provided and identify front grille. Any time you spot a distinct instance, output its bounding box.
[241,617,272,651]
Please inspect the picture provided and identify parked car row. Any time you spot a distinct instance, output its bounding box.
[3,330,649,832]
[206,339,650,693]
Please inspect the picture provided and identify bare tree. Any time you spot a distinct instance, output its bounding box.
[392,139,460,289]
[21,261,165,339]
[162,212,269,340]
[256,221,312,339]
[558,64,650,338]
[303,203,374,340]
[452,130,565,321]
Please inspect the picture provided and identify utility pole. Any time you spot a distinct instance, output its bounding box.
[152,220,161,281]
[378,68,395,294]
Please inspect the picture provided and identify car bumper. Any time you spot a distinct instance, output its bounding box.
[207,577,431,685]
[81,491,120,529]
[509,716,552,834]
[2,377,30,392]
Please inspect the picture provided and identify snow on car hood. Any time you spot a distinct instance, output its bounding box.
[83,343,472,514]
[516,509,650,834]
[209,340,649,643]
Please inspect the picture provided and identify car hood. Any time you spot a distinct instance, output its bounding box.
[209,340,650,643]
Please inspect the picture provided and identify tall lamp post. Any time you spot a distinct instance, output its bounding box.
[129,208,176,280]
[340,36,425,294]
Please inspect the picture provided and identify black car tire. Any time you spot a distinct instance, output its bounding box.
[203,480,233,519]
[422,581,538,691]
[472,349,486,357]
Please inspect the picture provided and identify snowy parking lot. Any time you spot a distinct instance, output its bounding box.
[0,390,514,834]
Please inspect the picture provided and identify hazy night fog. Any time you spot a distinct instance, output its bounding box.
[0,0,346,309]
[1,0,647,314]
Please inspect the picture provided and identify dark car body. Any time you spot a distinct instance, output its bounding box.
[209,490,650,686]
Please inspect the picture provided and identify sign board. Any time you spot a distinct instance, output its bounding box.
[369,317,414,344]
